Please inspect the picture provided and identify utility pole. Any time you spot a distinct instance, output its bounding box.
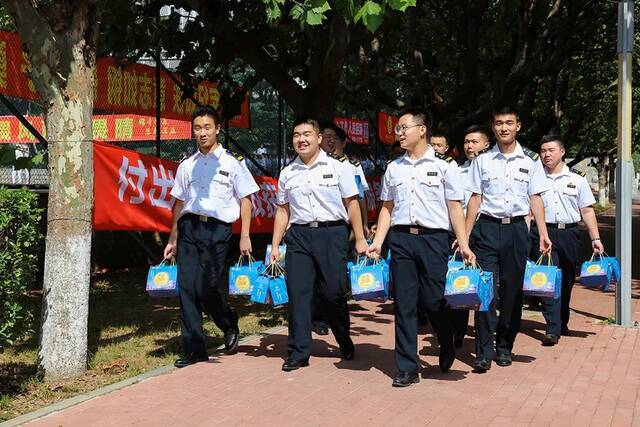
[615,0,634,326]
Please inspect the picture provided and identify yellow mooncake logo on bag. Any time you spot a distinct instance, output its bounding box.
[153,272,169,286]
[358,273,376,289]
[453,275,470,291]
[586,264,601,274]
[235,275,250,291]
[530,272,547,287]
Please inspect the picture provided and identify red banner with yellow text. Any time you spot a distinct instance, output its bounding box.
[0,31,250,128]
[0,114,195,143]
[377,111,398,145]
[93,143,381,233]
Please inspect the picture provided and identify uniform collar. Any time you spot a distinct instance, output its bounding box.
[293,149,329,169]
[546,163,571,178]
[491,141,524,159]
[401,145,435,164]
[194,144,224,159]
[460,159,472,169]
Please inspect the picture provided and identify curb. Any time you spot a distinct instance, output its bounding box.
[1,325,287,427]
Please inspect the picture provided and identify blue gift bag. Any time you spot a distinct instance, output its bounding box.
[479,271,494,311]
[601,255,620,291]
[523,255,561,299]
[251,263,288,305]
[146,258,179,298]
[250,274,271,304]
[447,251,465,273]
[265,244,287,268]
[229,255,264,296]
[580,252,612,288]
[270,275,288,306]
[445,265,482,309]
[350,257,388,301]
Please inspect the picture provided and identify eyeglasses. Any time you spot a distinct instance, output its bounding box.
[394,124,421,135]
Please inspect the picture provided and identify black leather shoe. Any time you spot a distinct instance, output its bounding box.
[224,330,240,354]
[282,358,309,371]
[340,341,355,361]
[454,335,464,349]
[496,353,512,367]
[174,353,208,368]
[542,334,559,346]
[439,344,455,372]
[392,371,420,387]
[472,359,491,373]
[561,326,571,336]
[313,321,329,336]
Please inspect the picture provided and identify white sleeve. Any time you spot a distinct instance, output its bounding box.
[379,167,394,201]
[528,159,551,196]
[356,164,369,191]
[577,175,596,208]
[466,156,482,195]
[443,161,464,201]
[233,160,260,199]
[337,160,358,199]
[169,162,187,201]
[276,169,288,205]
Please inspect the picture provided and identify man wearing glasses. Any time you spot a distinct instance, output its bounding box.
[367,107,475,387]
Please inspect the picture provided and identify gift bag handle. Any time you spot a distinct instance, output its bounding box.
[535,253,552,266]
[589,251,604,262]
[160,256,177,266]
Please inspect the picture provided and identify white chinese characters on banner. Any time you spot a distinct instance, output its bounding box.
[118,155,175,210]
[149,164,175,210]
[251,181,277,218]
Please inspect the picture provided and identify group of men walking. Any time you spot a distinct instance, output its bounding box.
[164,104,603,388]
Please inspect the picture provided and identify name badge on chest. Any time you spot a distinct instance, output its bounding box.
[518,168,529,174]
[427,172,438,177]
[219,170,229,177]
[323,174,333,179]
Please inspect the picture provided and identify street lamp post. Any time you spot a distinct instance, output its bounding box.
[615,0,634,326]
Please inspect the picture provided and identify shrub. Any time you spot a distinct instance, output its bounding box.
[0,186,43,349]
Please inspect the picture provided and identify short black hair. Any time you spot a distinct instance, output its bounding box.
[430,132,449,144]
[398,107,432,138]
[491,105,520,122]
[463,124,490,140]
[293,116,321,133]
[320,122,347,141]
[191,104,221,126]
[540,134,565,149]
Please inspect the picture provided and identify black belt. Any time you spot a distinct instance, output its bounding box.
[392,225,447,235]
[544,222,579,229]
[479,214,525,224]
[183,212,231,225]
[292,220,347,228]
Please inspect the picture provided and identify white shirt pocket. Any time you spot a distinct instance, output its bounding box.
[481,172,503,195]
[419,175,442,201]
[212,174,233,201]
[513,170,530,195]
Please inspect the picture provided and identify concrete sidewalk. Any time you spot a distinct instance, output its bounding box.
[23,280,640,426]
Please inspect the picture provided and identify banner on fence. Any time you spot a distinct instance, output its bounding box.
[333,117,370,145]
[0,31,250,128]
[377,111,398,145]
[0,114,195,143]
[93,142,381,234]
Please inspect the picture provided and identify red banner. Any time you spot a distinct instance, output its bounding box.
[93,143,381,234]
[333,117,370,145]
[0,114,194,143]
[0,31,250,128]
[0,31,38,100]
[94,57,250,128]
[377,111,398,145]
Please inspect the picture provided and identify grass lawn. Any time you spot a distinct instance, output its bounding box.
[0,266,287,422]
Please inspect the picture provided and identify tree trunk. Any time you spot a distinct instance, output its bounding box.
[38,85,94,379]
[5,0,99,380]
[597,157,609,207]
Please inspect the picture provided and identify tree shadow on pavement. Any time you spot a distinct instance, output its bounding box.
[333,343,397,379]
[518,318,548,342]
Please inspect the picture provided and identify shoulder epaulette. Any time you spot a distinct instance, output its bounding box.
[226,149,244,161]
[387,158,394,165]
[348,157,361,167]
[328,152,347,162]
[570,167,586,177]
[476,146,490,156]
[522,146,539,161]
[435,152,455,163]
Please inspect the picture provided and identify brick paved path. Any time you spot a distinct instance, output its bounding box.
[26,206,640,426]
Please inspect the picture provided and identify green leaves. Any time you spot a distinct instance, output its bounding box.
[354,1,383,32]
[262,0,415,32]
